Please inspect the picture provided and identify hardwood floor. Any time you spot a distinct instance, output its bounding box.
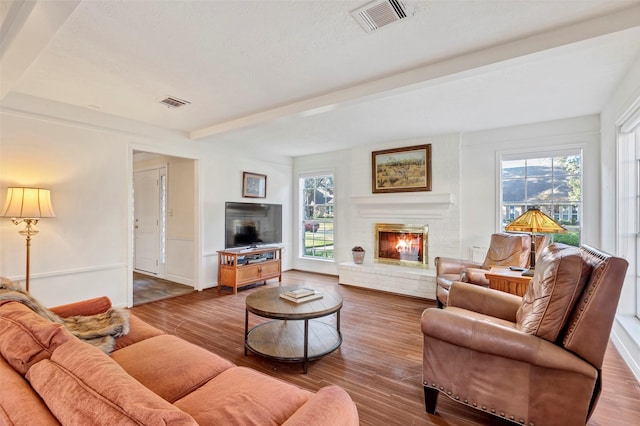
[132,272,194,306]
[130,270,640,425]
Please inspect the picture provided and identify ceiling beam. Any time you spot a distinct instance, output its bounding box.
[190,3,640,141]
[0,0,81,100]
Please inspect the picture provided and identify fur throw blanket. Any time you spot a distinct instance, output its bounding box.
[0,278,129,354]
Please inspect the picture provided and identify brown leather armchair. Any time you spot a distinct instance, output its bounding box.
[435,233,532,307]
[422,244,628,425]
[462,234,551,286]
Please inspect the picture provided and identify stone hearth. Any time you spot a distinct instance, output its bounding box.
[338,262,436,299]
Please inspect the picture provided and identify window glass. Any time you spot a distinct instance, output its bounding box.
[526,157,552,177]
[501,151,582,246]
[300,174,334,259]
[502,177,525,202]
[502,159,525,179]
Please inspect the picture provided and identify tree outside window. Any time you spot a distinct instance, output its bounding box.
[301,174,334,259]
[501,151,582,246]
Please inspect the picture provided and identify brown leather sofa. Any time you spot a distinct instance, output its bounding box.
[422,244,628,425]
[435,233,538,307]
[0,296,359,425]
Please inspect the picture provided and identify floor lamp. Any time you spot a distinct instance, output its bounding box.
[505,207,567,277]
[1,187,56,292]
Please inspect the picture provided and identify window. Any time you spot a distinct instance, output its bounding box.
[618,106,640,320]
[500,150,582,246]
[300,174,334,259]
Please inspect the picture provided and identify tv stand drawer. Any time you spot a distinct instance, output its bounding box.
[237,260,280,283]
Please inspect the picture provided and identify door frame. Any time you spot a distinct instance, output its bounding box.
[127,145,200,308]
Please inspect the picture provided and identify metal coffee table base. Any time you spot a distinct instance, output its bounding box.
[245,315,342,373]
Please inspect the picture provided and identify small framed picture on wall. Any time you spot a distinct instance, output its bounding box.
[242,172,267,198]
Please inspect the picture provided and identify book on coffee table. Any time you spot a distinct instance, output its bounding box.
[280,290,323,303]
[283,288,315,299]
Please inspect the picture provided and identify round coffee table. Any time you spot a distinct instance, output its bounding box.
[244,285,343,373]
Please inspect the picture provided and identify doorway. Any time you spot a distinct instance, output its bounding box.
[130,150,198,306]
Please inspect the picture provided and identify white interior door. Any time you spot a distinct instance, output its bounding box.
[134,168,160,274]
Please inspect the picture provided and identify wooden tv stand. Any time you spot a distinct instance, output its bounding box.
[217,246,282,294]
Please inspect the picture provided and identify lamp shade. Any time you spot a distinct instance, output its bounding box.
[1,187,56,219]
[505,208,567,234]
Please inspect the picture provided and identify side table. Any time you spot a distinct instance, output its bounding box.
[484,267,532,296]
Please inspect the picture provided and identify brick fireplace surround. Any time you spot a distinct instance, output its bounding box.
[338,193,456,300]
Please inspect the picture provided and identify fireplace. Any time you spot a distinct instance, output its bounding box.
[374,223,428,267]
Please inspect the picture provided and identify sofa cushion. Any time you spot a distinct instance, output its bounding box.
[516,244,592,342]
[0,301,73,375]
[281,385,360,426]
[26,339,197,426]
[0,355,61,426]
[174,366,312,426]
[111,334,234,402]
[113,314,165,350]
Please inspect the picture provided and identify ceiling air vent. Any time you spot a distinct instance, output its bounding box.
[159,96,190,108]
[351,0,413,33]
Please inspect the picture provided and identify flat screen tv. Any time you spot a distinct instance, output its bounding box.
[225,202,282,249]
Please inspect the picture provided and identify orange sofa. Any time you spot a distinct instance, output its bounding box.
[0,296,359,425]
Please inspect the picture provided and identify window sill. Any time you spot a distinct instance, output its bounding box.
[300,256,335,263]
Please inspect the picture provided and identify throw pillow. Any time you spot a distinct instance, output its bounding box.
[516,244,592,342]
[0,355,60,425]
[0,301,73,375]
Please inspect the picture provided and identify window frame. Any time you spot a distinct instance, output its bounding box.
[617,106,640,319]
[298,171,335,261]
[497,147,584,245]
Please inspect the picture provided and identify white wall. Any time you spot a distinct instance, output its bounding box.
[199,145,293,288]
[0,95,293,307]
[165,157,196,283]
[347,135,462,266]
[601,53,640,381]
[292,119,600,276]
[293,134,461,275]
[460,115,601,253]
[1,110,130,306]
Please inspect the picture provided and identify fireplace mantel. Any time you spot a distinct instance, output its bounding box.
[351,193,454,218]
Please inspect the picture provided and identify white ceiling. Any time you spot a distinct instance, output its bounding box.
[2,0,640,157]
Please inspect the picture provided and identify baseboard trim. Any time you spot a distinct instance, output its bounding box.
[611,315,640,383]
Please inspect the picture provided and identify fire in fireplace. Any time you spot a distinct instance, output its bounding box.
[374,223,428,267]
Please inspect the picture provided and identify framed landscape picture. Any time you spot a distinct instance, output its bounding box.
[372,144,432,193]
[242,172,267,198]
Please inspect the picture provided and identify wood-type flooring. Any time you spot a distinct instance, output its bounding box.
[132,272,194,306]
[130,270,640,426]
